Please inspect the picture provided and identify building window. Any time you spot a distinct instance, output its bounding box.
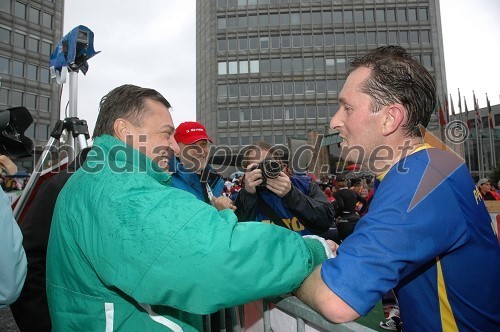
[217,18,226,29]
[295,106,305,119]
[376,9,385,22]
[240,108,250,121]
[262,82,271,96]
[367,31,376,44]
[400,30,408,44]
[0,57,9,74]
[218,108,228,122]
[421,30,430,44]
[313,34,323,47]
[354,10,363,23]
[303,35,312,47]
[272,82,282,96]
[0,0,11,13]
[11,90,23,106]
[218,85,227,99]
[14,1,26,19]
[29,7,40,24]
[250,83,259,96]
[343,10,353,24]
[388,31,397,44]
[25,93,36,109]
[271,59,281,72]
[229,84,238,98]
[397,8,407,22]
[251,108,261,121]
[229,108,239,122]
[40,67,50,83]
[13,60,24,77]
[39,96,50,112]
[240,83,248,97]
[218,62,226,75]
[14,32,25,48]
[218,39,227,51]
[365,9,375,22]
[294,81,304,95]
[273,106,283,120]
[0,27,10,44]
[333,11,342,23]
[239,37,248,50]
[387,9,396,22]
[228,38,237,51]
[240,60,251,74]
[40,40,52,56]
[27,63,37,80]
[42,12,52,28]
[37,123,49,140]
[28,36,39,52]
[262,107,272,120]
[322,11,332,24]
[422,54,432,68]
[418,8,428,20]
[410,30,419,43]
[0,89,8,105]
[249,60,259,73]
[283,82,293,95]
[408,8,417,21]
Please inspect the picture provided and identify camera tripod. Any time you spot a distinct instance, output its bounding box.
[13,117,89,220]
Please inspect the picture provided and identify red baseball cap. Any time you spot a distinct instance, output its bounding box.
[174,121,213,144]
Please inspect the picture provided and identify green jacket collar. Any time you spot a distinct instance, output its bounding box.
[91,134,171,185]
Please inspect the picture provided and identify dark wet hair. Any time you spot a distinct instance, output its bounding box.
[348,45,436,137]
[93,84,171,138]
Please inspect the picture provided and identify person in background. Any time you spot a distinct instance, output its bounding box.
[46,84,335,331]
[0,154,27,307]
[169,121,234,330]
[333,174,367,241]
[296,45,500,331]
[234,141,336,237]
[10,148,91,332]
[169,121,233,211]
[476,178,498,201]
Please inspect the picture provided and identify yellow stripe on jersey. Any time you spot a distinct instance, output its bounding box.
[437,257,459,331]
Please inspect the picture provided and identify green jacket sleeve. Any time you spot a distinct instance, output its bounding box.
[80,185,327,314]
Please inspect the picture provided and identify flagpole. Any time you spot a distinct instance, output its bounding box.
[487,93,496,168]
[473,91,484,178]
[464,96,473,172]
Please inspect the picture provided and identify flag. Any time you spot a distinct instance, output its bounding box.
[473,90,482,128]
[457,89,463,123]
[487,94,494,129]
[450,94,456,118]
[437,97,447,126]
[464,97,471,129]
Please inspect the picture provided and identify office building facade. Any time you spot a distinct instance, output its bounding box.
[0,0,64,165]
[196,0,447,159]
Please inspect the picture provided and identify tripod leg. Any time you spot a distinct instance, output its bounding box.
[13,137,59,220]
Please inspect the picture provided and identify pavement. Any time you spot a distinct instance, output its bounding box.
[0,306,19,332]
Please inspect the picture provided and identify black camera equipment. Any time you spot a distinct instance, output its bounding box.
[252,158,282,185]
[0,107,34,159]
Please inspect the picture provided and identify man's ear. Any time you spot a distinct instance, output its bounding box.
[381,104,405,136]
[113,118,130,140]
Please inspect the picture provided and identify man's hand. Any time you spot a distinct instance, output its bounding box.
[0,155,17,175]
[243,163,263,194]
[211,196,236,211]
[265,172,292,197]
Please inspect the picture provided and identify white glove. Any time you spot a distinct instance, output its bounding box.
[302,235,338,258]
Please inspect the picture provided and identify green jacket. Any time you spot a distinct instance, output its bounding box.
[46,135,328,331]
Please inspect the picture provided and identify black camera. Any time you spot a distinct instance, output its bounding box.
[0,107,34,158]
[252,158,282,185]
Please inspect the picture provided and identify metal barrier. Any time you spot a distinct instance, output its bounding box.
[207,295,375,332]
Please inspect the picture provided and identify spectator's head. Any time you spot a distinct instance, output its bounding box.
[241,141,285,169]
[360,187,369,198]
[93,84,179,170]
[174,121,213,173]
[477,178,491,195]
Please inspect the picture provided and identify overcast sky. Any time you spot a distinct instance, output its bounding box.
[61,0,500,136]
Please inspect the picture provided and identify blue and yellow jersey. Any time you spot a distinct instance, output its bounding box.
[321,147,500,331]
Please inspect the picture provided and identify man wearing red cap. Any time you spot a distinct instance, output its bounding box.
[170,121,233,210]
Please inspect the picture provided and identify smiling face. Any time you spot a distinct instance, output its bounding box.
[117,99,180,171]
[177,139,210,173]
[331,66,385,166]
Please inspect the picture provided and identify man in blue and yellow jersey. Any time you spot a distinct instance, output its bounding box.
[296,46,500,331]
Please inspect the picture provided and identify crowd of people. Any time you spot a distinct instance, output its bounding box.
[1,46,499,332]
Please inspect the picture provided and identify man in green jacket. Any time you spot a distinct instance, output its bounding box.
[46,84,335,331]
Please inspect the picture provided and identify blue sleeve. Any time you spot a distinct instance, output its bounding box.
[0,190,27,307]
[320,159,469,315]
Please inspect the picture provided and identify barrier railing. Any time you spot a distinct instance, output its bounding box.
[207,295,375,332]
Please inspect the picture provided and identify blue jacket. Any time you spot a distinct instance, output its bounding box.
[0,190,27,307]
[169,157,224,203]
